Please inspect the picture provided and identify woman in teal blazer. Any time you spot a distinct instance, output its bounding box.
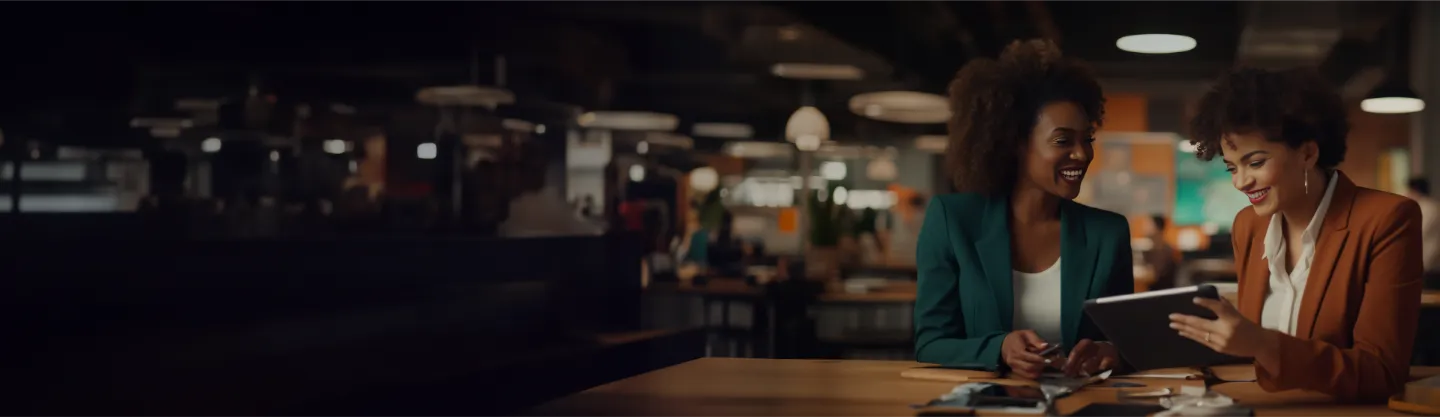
[915,39,1134,379]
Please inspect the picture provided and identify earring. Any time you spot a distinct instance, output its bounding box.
[1304,168,1309,195]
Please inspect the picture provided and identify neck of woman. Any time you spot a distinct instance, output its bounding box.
[1280,168,1332,234]
[1010,183,1061,225]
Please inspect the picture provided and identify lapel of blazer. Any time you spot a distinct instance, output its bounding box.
[975,196,1015,330]
[1238,214,1269,322]
[1296,172,1355,338]
[1059,201,1099,345]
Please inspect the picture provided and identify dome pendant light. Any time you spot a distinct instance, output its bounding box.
[1362,81,1425,114]
[1363,15,1425,114]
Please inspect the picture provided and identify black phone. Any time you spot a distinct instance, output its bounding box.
[966,385,1045,408]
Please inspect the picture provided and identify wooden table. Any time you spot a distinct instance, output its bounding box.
[531,358,1438,416]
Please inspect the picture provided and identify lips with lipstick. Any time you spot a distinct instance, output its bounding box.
[1245,187,1270,204]
[1059,168,1085,183]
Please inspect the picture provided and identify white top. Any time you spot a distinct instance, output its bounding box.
[1260,171,1338,336]
[1013,258,1065,345]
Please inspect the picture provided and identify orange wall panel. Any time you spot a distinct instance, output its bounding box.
[1103,94,1149,133]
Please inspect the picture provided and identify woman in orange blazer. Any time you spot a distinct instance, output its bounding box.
[1170,67,1424,403]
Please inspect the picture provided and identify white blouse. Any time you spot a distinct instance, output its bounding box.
[1259,171,1339,335]
[1013,258,1064,345]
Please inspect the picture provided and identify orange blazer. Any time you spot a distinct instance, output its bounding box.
[1231,171,1424,403]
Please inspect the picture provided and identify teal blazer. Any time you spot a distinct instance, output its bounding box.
[913,193,1134,369]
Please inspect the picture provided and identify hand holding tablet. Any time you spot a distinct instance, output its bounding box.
[1082,285,1247,371]
[1169,296,1279,359]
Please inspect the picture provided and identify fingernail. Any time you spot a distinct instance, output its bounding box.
[1168,314,1179,320]
[1169,323,1179,329]
[1193,297,1203,303]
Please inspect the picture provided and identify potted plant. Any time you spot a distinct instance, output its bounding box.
[805,185,849,281]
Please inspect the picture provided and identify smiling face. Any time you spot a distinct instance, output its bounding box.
[1018,101,1095,199]
[1219,131,1319,217]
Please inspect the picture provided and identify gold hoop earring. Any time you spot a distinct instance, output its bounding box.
[1304,168,1309,195]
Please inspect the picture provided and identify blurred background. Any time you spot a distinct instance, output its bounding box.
[4,1,1440,415]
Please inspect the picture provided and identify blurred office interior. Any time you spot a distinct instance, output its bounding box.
[3,1,1440,414]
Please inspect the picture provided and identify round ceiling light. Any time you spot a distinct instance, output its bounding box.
[577,111,680,132]
[848,91,950,124]
[1361,97,1425,114]
[690,167,719,192]
[785,106,830,145]
[1116,34,1197,54]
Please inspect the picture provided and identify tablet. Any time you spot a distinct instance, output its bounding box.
[1082,285,1245,371]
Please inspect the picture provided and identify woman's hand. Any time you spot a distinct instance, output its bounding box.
[1063,339,1119,377]
[1169,297,1278,358]
[1001,330,1051,380]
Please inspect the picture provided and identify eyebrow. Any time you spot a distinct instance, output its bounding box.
[1222,150,1269,164]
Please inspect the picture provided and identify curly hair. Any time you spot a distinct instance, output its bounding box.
[945,39,1105,195]
[1188,67,1348,168]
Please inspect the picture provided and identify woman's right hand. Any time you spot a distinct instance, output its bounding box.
[1001,330,1051,380]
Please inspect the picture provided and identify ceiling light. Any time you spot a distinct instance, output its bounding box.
[269,150,281,162]
[637,141,650,155]
[502,118,535,133]
[417,142,438,160]
[577,111,680,131]
[693,122,754,139]
[201,137,223,153]
[867,158,898,181]
[1116,34,1197,54]
[723,141,793,159]
[629,164,646,182]
[785,106,830,144]
[323,139,348,155]
[535,124,547,134]
[770,63,866,81]
[1362,82,1425,114]
[415,85,515,108]
[1362,97,1425,114]
[848,91,950,124]
[795,135,823,152]
[915,135,948,153]
[690,167,719,192]
[820,161,847,181]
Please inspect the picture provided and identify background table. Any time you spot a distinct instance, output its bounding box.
[531,358,1437,416]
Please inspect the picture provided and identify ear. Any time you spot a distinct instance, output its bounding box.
[1303,140,1321,167]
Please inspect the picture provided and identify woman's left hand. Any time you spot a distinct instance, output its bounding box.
[1169,297,1277,358]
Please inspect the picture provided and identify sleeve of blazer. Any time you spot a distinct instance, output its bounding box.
[1255,201,1425,403]
[913,197,1007,368]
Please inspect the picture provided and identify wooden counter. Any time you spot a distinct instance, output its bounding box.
[531,358,1438,416]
